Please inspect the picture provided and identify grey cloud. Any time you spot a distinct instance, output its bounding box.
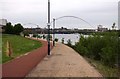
[1,0,118,29]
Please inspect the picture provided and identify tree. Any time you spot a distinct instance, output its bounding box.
[61,38,64,44]
[55,38,58,42]
[43,35,46,39]
[14,23,24,35]
[67,39,72,47]
[4,22,14,34]
[112,23,116,30]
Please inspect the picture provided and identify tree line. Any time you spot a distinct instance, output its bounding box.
[3,22,24,35]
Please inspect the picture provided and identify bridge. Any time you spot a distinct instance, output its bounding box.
[23,16,96,34]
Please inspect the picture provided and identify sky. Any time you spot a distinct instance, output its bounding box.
[118,1,120,29]
[0,0,119,29]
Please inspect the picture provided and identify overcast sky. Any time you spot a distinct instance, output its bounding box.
[0,0,119,29]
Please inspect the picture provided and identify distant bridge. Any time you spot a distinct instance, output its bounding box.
[23,16,96,34]
[53,16,93,28]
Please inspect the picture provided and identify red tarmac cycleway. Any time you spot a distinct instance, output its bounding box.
[2,38,53,78]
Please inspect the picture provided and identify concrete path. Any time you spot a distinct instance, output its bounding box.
[27,43,102,77]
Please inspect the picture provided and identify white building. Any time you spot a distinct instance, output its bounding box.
[97,25,108,32]
[0,19,7,33]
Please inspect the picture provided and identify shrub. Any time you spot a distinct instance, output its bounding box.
[74,32,119,67]
[67,39,72,47]
[42,35,46,39]
[14,24,24,35]
[61,38,64,44]
[33,34,37,37]
[55,38,58,42]
[4,22,14,34]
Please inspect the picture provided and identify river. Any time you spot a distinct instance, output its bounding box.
[37,34,89,45]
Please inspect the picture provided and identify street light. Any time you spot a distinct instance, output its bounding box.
[47,0,50,55]
[53,18,55,46]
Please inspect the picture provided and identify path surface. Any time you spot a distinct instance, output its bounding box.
[2,38,53,77]
[27,43,102,77]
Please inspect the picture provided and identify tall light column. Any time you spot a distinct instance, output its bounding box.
[53,18,55,46]
[47,0,50,55]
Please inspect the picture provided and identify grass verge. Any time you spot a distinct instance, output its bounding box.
[0,34,2,64]
[2,34,42,63]
[85,57,118,77]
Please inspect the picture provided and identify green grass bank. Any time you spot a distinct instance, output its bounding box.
[2,34,42,63]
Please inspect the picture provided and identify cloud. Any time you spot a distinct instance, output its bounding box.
[1,0,119,29]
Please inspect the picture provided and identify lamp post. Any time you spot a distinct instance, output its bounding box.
[53,18,55,46]
[47,0,50,55]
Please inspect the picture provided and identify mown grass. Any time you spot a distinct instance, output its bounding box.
[2,34,42,63]
[85,57,118,77]
[0,34,2,64]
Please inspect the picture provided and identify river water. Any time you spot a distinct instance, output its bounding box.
[54,34,80,45]
[37,34,82,45]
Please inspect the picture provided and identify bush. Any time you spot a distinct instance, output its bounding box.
[55,38,58,42]
[67,39,72,47]
[101,47,116,67]
[61,38,64,44]
[42,35,46,39]
[4,22,24,35]
[14,24,24,35]
[74,32,119,67]
[23,31,29,37]
[33,34,37,37]
[37,35,42,38]
[4,22,14,34]
[46,35,52,41]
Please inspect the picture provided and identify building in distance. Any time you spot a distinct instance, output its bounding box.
[0,19,7,33]
[97,25,108,32]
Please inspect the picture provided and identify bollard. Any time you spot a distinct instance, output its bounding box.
[6,41,12,57]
